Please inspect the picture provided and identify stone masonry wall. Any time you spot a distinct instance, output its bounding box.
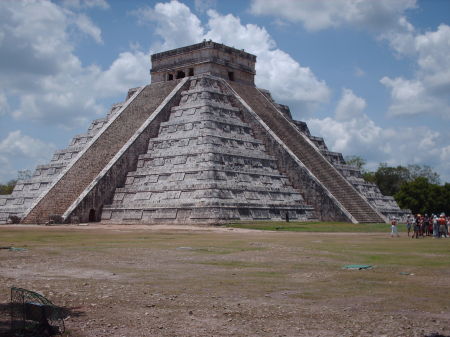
[102,75,313,224]
[258,88,408,222]
[151,41,256,85]
[0,102,124,223]
[22,80,181,224]
[66,79,189,223]
[229,95,349,222]
[227,80,386,223]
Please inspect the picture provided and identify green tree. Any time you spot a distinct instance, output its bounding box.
[18,169,33,181]
[0,180,16,195]
[394,177,432,214]
[344,155,366,171]
[395,178,450,214]
[373,163,410,196]
[407,164,441,184]
[0,170,32,195]
[360,162,442,197]
[435,183,450,215]
[344,155,376,183]
[362,171,375,183]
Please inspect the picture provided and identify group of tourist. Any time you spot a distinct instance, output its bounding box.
[390,213,449,238]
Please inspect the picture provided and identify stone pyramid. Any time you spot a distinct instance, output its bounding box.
[101,76,313,224]
[0,41,408,225]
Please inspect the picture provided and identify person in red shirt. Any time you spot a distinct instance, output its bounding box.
[438,214,447,238]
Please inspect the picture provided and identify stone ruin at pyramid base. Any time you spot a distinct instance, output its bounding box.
[0,41,410,225]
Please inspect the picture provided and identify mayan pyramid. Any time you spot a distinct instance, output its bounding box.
[0,41,408,225]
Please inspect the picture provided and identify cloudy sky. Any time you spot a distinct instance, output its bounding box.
[0,0,449,183]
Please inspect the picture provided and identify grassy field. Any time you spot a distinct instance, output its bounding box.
[0,224,449,337]
[226,220,394,232]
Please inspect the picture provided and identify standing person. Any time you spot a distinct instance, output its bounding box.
[447,215,450,237]
[423,214,430,236]
[406,215,413,237]
[391,217,399,237]
[418,214,424,237]
[438,214,447,238]
[412,215,420,239]
[433,215,439,238]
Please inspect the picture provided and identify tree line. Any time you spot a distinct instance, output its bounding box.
[0,170,32,195]
[345,156,449,215]
[0,180,15,195]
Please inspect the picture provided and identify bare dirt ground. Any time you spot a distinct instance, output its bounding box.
[0,224,449,337]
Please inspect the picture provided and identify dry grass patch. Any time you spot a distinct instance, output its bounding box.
[0,225,449,337]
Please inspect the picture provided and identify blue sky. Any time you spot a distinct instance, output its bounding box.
[0,0,449,183]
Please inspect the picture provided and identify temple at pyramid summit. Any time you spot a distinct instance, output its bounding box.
[0,41,409,225]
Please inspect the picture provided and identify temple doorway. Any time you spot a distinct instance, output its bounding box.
[88,209,96,222]
[176,70,185,79]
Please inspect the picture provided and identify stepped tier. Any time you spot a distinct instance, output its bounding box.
[228,80,386,223]
[0,101,125,223]
[251,87,409,221]
[102,76,314,224]
[1,73,408,225]
[303,127,408,219]
[20,80,182,224]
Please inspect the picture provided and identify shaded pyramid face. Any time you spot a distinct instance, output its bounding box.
[102,76,313,223]
[0,104,123,222]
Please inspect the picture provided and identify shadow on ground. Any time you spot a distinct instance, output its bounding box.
[0,301,85,337]
[0,303,11,337]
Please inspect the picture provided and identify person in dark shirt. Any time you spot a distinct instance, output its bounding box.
[406,215,413,237]
[423,214,430,236]
[412,215,421,239]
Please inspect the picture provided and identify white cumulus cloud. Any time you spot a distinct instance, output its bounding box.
[307,89,450,181]
[133,2,330,113]
[0,131,56,182]
[0,0,144,128]
[74,13,103,44]
[194,0,217,13]
[0,131,54,158]
[132,0,204,51]
[94,51,149,97]
[0,0,77,81]
[335,88,367,121]
[204,10,330,110]
[250,0,417,32]
[61,0,109,10]
[0,92,8,116]
[381,24,450,118]
[248,0,450,120]
[0,0,154,180]
[440,146,450,163]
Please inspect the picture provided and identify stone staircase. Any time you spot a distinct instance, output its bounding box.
[0,104,125,223]
[228,81,385,223]
[290,118,409,221]
[102,76,313,224]
[21,80,179,224]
